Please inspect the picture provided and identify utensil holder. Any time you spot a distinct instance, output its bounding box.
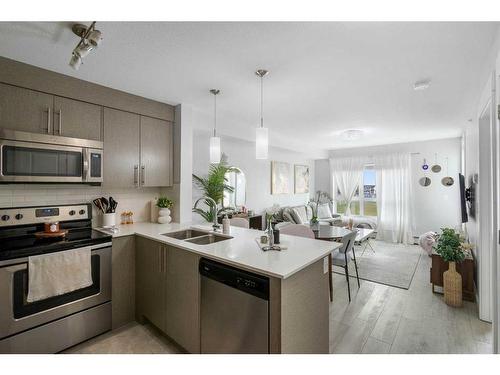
[102,213,116,228]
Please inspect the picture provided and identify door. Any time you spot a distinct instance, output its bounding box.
[135,236,166,332]
[0,83,54,134]
[166,246,200,353]
[140,116,173,187]
[53,96,102,140]
[103,108,140,188]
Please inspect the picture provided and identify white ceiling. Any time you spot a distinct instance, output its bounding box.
[0,22,498,157]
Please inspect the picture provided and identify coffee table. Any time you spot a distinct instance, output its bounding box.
[355,228,375,255]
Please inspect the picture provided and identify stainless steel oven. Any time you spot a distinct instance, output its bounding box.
[0,129,103,184]
[0,243,111,353]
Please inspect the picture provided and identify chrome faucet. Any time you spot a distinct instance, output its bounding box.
[193,196,221,231]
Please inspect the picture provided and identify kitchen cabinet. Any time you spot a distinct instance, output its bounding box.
[103,109,173,188]
[140,116,173,187]
[166,245,200,353]
[0,83,54,134]
[135,236,167,332]
[103,108,141,188]
[111,236,136,329]
[53,96,102,140]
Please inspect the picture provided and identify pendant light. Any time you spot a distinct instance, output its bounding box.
[209,89,221,164]
[255,69,269,159]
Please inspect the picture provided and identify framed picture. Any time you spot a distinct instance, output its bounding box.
[294,164,310,194]
[271,161,291,194]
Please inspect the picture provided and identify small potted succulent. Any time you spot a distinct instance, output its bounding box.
[157,197,173,224]
[434,228,468,307]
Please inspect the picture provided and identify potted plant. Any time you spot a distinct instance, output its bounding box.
[192,154,235,223]
[157,197,173,224]
[434,228,466,307]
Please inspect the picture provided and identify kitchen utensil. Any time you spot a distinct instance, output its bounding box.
[109,197,118,213]
[93,198,105,213]
[100,197,109,213]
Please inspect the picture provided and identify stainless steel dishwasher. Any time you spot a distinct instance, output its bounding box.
[199,258,269,354]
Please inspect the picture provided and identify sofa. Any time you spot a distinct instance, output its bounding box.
[267,202,342,229]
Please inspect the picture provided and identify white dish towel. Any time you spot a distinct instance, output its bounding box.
[27,246,93,303]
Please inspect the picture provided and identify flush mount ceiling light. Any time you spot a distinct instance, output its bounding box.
[209,89,221,164]
[341,129,364,141]
[255,69,269,160]
[69,22,103,70]
[413,79,431,91]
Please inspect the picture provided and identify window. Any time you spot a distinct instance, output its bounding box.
[334,165,377,216]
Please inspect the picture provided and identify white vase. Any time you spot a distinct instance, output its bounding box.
[158,207,172,224]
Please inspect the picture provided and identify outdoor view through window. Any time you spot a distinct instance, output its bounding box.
[336,166,377,216]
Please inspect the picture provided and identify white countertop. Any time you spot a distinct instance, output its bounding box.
[97,222,340,279]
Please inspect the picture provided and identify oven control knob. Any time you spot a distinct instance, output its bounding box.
[69,210,76,216]
[1,215,10,221]
[79,209,86,215]
[15,214,23,220]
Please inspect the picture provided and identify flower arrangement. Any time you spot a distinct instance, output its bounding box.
[311,190,332,223]
[157,197,173,209]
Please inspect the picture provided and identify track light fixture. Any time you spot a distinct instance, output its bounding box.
[69,22,103,70]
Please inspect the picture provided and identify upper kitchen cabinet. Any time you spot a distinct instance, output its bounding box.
[140,116,173,187]
[53,96,102,140]
[0,83,54,134]
[103,108,140,188]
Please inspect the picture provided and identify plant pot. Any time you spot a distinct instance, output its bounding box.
[158,207,172,224]
[443,261,462,307]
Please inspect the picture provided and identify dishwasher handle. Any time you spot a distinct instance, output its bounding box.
[199,258,269,301]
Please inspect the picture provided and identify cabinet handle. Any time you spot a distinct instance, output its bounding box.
[141,165,145,186]
[46,107,52,134]
[134,165,139,187]
[158,245,162,273]
[55,109,62,135]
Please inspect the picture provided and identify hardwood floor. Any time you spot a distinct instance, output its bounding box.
[329,245,493,354]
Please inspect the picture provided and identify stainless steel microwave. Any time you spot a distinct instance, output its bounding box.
[0,129,103,185]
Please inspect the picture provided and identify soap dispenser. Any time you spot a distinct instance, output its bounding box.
[222,214,230,235]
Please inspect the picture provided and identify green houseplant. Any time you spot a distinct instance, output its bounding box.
[156,197,173,224]
[434,228,466,307]
[192,154,235,222]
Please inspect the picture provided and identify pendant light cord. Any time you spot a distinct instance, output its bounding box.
[260,75,264,128]
[213,92,217,137]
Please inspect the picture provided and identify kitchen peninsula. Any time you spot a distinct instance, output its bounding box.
[104,222,339,354]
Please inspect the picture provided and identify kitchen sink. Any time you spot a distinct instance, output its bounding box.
[185,234,232,245]
[162,229,208,240]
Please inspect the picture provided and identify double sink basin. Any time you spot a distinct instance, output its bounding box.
[162,229,232,245]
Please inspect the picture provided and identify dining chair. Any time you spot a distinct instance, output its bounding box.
[229,217,250,229]
[331,230,360,302]
[279,224,315,238]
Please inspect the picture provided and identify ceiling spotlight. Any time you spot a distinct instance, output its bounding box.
[69,22,103,70]
[341,129,364,141]
[413,79,431,91]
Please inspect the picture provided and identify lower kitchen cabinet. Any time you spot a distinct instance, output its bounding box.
[135,238,201,353]
[166,245,201,354]
[111,236,136,329]
[135,236,167,332]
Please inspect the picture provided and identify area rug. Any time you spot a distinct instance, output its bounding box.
[333,240,422,289]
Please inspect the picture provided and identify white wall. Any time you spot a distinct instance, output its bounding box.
[192,129,315,222]
[0,185,160,226]
[319,137,462,236]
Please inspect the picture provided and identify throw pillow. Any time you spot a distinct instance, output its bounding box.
[282,208,296,223]
[291,206,308,224]
[317,203,333,219]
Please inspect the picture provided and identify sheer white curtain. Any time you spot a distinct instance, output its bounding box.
[329,157,364,216]
[375,153,414,244]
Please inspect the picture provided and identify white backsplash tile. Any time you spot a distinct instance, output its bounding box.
[0,184,161,226]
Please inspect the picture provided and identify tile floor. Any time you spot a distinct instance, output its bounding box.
[65,243,493,354]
